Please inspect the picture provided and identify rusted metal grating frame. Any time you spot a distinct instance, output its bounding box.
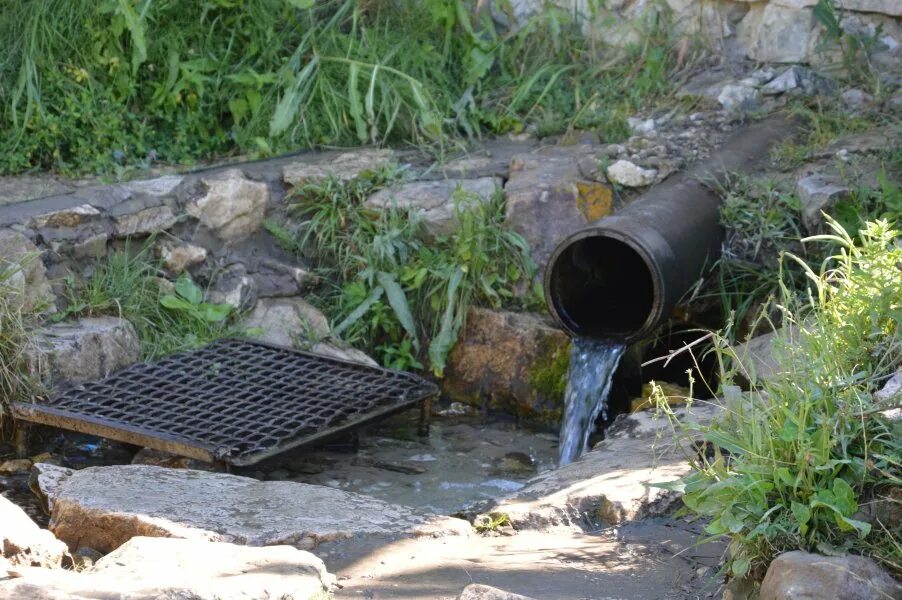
[12,338,438,466]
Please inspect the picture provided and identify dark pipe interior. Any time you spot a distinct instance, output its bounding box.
[548,236,655,339]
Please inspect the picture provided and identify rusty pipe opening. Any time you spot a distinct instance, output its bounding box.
[545,232,657,340]
[544,115,799,343]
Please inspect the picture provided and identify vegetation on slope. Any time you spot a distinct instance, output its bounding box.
[0,0,684,176]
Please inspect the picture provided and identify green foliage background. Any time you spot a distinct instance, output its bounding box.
[0,0,679,175]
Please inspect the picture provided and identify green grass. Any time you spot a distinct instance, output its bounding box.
[654,217,902,579]
[0,261,42,441]
[58,244,236,359]
[277,171,541,375]
[0,0,686,176]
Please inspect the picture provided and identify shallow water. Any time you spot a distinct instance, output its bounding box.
[558,338,625,465]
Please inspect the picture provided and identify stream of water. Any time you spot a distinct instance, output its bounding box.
[558,338,625,465]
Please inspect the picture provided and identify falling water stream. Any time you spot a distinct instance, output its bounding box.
[558,338,626,465]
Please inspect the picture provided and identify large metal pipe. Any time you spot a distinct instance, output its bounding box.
[544,115,798,343]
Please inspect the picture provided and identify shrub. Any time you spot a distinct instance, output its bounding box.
[654,218,902,579]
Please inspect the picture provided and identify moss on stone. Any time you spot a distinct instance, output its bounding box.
[529,342,571,407]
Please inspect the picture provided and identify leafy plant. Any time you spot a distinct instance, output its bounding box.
[812,0,882,88]
[283,174,539,375]
[654,217,902,578]
[60,245,236,359]
[160,274,232,323]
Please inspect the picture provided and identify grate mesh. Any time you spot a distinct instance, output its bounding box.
[13,338,437,465]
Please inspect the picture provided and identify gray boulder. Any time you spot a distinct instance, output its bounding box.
[0,536,334,600]
[241,297,329,347]
[187,170,269,242]
[760,551,902,600]
[0,228,55,312]
[41,465,470,554]
[365,177,501,237]
[480,404,720,530]
[27,317,142,386]
[796,173,850,232]
[282,149,394,186]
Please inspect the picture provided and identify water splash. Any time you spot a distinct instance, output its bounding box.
[558,338,625,465]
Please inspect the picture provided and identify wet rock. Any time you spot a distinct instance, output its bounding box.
[159,242,207,273]
[29,204,101,229]
[0,495,69,568]
[240,297,329,347]
[131,448,221,472]
[737,4,815,64]
[113,205,178,237]
[282,149,394,186]
[458,583,537,600]
[504,146,614,269]
[717,84,759,113]
[251,258,317,298]
[0,536,335,600]
[46,465,470,554]
[0,228,55,312]
[444,308,571,423]
[365,177,502,237]
[206,263,257,311]
[27,317,142,386]
[796,173,850,231]
[759,551,902,600]
[483,404,720,530]
[494,452,536,477]
[0,459,32,475]
[605,159,658,187]
[187,170,269,242]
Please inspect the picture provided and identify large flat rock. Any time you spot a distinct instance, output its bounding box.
[482,404,720,530]
[0,496,69,569]
[44,465,470,553]
[0,536,334,600]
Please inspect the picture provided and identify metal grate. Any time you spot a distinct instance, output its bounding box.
[12,338,437,466]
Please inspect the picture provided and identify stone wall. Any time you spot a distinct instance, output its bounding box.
[508,0,901,68]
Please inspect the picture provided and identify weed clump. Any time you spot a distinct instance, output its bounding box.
[654,218,902,579]
[277,169,540,375]
[59,245,236,359]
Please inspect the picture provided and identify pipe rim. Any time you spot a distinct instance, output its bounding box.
[544,224,666,343]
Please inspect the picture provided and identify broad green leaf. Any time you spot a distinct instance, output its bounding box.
[428,268,464,377]
[376,271,419,352]
[348,62,367,143]
[333,286,384,336]
[175,275,203,305]
[731,557,750,578]
[270,56,319,136]
[200,302,231,322]
[832,478,858,516]
[834,514,871,538]
[791,501,811,528]
[160,295,194,312]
